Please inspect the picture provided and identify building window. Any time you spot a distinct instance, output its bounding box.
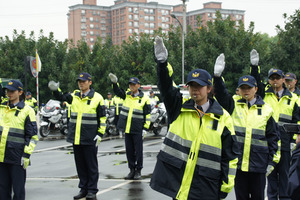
[145,30,149,34]
[150,9,154,14]
[150,30,154,34]
[90,17,94,22]
[134,8,138,13]
[90,38,94,42]
[129,15,133,20]
[134,22,139,27]
[134,29,139,34]
[129,21,133,26]
[144,8,149,13]
[150,16,155,21]
[150,23,155,28]
[90,24,94,29]
[129,29,133,33]
[81,10,86,15]
[145,16,149,21]
[145,23,149,28]
[128,7,132,12]
[90,31,94,36]
[134,15,139,20]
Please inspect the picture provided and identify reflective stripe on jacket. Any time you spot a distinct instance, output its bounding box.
[264,87,299,151]
[0,101,38,165]
[113,84,151,134]
[150,61,239,200]
[67,89,106,145]
[232,96,280,172]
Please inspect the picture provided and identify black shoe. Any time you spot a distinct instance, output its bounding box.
[86,193,97,200]
[73,191,87,200]
[133,169,141,180]
[125,168,135,180]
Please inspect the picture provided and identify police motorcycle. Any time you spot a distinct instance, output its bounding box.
[105,107,118,136]
[149,102,168,135]
[39,99,68,137]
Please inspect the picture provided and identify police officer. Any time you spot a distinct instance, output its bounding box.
[112,95,123,136]
[150,36,239,200]
[49,72,106,200]
[284,73,300,97]
[104,92,114,109]
[108,73,151,180]
[250,50,300,200]
[288,134,300,200]
[0,80,38,200]
[149,90,160,107]
[213,53,280,200]
[25,91,38,112]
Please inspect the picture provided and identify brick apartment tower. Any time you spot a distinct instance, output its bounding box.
[68,0,245,48]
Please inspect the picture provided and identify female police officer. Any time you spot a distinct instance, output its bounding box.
[150,37,239,200]
[0,80,38,200]
[213,54,280,200]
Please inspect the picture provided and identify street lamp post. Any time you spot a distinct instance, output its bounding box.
[171,0,187,84]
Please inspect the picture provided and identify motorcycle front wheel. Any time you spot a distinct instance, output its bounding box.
[40,126,50,137]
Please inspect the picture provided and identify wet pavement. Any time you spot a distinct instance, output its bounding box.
[25,128,240,200]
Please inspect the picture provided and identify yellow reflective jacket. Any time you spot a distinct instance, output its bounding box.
[150,61,239,200]
[0,100,38,165]
[112,84,151,134]
[66,89,106,145]
[25,97,38,111]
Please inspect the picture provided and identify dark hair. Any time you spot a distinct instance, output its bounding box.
[20,90,25,101]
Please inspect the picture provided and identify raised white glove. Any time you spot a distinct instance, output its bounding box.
[94,135,102,147]
[21,157,30,169]
[108,73,118,84]
[48,81,60,91]
[214,53,225,77]
[142,130,147,140]
[250,49,259,66]
[154,36,168,63]
[266,165,274,176]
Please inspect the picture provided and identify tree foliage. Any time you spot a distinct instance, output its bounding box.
[0,10,299,104]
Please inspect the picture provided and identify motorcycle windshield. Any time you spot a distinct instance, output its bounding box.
[44,100,61,113]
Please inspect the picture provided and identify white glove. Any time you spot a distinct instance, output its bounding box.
[142,130,147,140]
[108,73,118,84]
[94,135,102,147]
[48,81,60,91]
[266,165,274,176]
[250,49,259,66]
[214,53,225,77]
[21,157,30,169]
[154,36,168,63]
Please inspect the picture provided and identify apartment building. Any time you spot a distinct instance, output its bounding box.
[68,0,245,48]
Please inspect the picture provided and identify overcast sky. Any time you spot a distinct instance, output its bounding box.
[0,0,299,41]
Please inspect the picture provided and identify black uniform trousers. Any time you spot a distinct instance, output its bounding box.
[0,162,26,200]
[73,144,99,194]
[125,133,143,170]
[268,150,291,200]
[234,169,266,200]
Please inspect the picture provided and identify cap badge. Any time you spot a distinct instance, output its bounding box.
[8,82,13,85]
[243,77,248,82]
[273,70,277,72]
[80,74,83,77]
[192,72,199,77]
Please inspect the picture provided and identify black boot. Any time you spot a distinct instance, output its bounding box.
[125,168,135,180]
[133,169,141,180]
[86,193,97,200]
[73,191,87,200]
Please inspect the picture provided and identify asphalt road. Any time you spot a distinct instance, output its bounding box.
[25,128,244,200]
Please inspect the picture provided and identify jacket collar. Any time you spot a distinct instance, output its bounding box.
[126,89,144,98]
[237,95,265,106]
[266,85,293,98]
[182,98,224,116]
[1,100,25,109]
[75,88,95,99]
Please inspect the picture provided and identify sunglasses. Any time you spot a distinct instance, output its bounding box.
[269,76,282,80]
